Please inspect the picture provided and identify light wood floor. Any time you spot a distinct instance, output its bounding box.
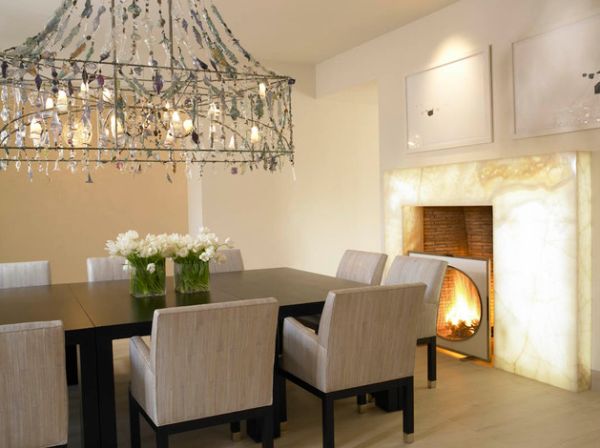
[67,341,600,447]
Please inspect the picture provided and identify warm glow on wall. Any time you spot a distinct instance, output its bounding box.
[429,35,476,67]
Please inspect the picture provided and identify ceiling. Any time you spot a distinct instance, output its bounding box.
[0,0,458,64]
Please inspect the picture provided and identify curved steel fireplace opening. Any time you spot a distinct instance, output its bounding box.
[436,267,482,342]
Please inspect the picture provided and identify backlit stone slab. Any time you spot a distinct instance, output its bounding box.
[384,153,591,391]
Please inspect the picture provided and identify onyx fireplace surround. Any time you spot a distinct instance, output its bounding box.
[384,152,591,392]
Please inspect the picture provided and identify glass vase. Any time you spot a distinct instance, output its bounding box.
[128,258,167,298]
[174,259,210,293]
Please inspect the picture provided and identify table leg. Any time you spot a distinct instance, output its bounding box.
[373,388,402,412]
[96,332,118,448]
[78,331,101,448]
[66,344,79,386]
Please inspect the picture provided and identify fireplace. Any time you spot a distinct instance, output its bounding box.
[384,153,591,391]
[410,252,491,360]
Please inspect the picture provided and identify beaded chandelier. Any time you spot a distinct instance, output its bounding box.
[0,0,295,182]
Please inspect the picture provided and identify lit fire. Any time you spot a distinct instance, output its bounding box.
[438,268,481,340]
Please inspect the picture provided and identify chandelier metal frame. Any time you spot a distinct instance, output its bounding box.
[0,0,295,181]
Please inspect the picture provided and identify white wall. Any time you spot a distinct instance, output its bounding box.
[187,64,381,276]
[316,0,600,372]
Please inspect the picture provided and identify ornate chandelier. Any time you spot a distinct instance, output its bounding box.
[0,0,295,182]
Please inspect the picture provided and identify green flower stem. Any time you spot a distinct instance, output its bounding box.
[174,257,210,293]
[128,256,166,298]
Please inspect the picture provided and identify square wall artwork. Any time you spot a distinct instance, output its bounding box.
[406,47,493,152]
[513,14,600,137]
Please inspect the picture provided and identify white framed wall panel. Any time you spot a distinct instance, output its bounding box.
[513,14,600,138]
[406,47,493,152]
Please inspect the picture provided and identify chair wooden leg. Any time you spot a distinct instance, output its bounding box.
[156,429,169,448]
[427,339,437,389]
[66,344,78,386]
[277,372,288,429]
[321,397,335,448]
[230,421,242,441]
[128,391,141,448]
[402,377,414,443]
[356,393,369,413]
[261,406,274,448]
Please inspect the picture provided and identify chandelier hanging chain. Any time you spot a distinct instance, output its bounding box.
[0,0,295,181]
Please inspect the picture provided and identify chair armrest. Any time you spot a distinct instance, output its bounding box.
[417,303,439,339]
[130,336,157,420]
[281,317,323,388]
[130,336,151,371]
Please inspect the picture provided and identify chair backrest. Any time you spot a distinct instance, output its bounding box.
[383,256,448,304]
[0,261,50,289]
[335,250,387,285]
[0,321,68,447]
[209,248,244,274]
[317,284,424,392]
[383,256,448,339]
[87,256,129,282]
[150,298,278,424]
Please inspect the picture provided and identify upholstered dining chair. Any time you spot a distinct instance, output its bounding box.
[279,284,425,447]
[128,298,279,448]
[0,260,77,385]
[0,260,50,289]
[295,249,388,330]
[209,248,244,273]
[383,256,448,388]
[208,248,246,439]
[87,256,129,282]
[335,249,388,285]
[0,320,68,448]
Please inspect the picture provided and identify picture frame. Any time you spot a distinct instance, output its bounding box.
[512,14,600,138]
[405,47,493,152]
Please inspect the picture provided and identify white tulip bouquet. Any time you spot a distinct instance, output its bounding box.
[169,229,231,293]
[106,228,230,297]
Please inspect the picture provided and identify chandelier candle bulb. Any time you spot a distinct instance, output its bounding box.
[44,97,54,110]
[79,83,89,97]
[29,118,42,147]
[259,82,267,98]
[250,126,260,143]
[183,118,194,135]
[56,90,68,112]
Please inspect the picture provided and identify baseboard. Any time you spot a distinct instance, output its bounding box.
[592,370,600,391]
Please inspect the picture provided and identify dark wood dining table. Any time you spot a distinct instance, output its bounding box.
[0,267,363,448]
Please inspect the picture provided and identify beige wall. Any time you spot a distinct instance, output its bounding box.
[190,64,381,276]
[316,0,600,371]
[0,168,188,284]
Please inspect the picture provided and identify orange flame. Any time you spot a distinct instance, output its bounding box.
[444,271,480,327]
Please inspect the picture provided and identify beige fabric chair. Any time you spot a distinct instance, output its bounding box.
[0,260,50,289]
[0,321,68,448]
[87,256,129,282]
[295,249,388,331]
[129,298,279,448]
[383,255,448,388]
[280,284,425,446]
[336,249,388,285]
[209,248,244,273]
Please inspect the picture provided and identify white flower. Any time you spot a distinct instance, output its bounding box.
[146,263,156,274]
[105,230,140,258]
